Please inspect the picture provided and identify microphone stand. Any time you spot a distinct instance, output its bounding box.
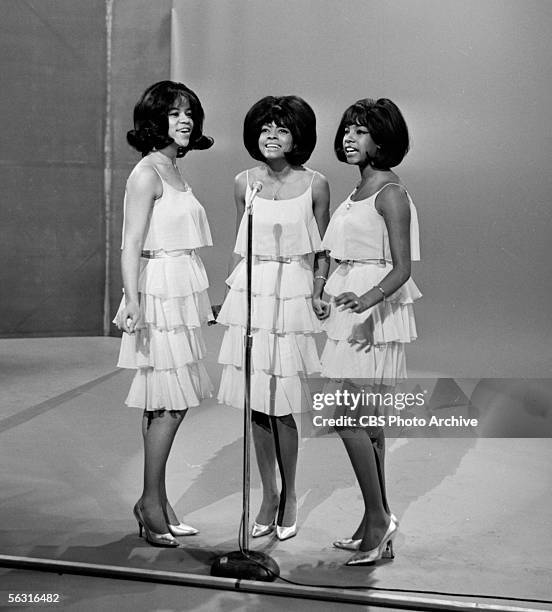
[211,185,280,581]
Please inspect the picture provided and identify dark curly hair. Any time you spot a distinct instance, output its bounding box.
[127,81,213,157]
[334,98,409,169]
[243,95,317,165]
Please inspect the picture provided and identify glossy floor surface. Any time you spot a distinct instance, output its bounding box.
[0,331,551,611]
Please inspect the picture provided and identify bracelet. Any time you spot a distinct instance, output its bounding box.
[314,275,327,282]
[373,284,386,299]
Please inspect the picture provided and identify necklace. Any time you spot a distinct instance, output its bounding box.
[347,182,361,209]
[266,167,293,200]
[271,180,285,200]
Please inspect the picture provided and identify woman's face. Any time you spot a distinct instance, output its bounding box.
[258,121,294,160]
[342,123,378,165]
[167,97,194,148]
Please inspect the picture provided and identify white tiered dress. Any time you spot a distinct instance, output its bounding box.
[114,163,214,411]
[321,183,421,384]
[217,172,323,416]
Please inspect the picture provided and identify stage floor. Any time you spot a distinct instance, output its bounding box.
[0,331,551,611]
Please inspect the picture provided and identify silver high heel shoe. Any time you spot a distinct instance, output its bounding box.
[168,522,199,537]
[133,503,179,548]
[276,521,297,541]
[333,538,394,558]
[276,508,298,541]
[333,537,362,551]
[333,513,398,555]
[345,518,398,566]
[251,520,275,538]
[252,504,278,538]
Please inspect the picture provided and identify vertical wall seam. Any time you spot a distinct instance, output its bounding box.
[103,0,114,335]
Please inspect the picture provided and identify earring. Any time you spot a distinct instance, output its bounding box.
[370,146,381,166]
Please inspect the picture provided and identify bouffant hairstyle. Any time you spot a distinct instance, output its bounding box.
[243,95,317,165]
[127,81,213,157]
[334,98,409,169]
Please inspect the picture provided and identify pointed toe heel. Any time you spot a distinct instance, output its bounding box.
[133,503,179,548]
[276,522,297,541]
[345,519,397,566]
[168,522,199,537]
[333,537,361,551]
[335,515,398,552]
[252,506,278,538]
[251,521,275,538]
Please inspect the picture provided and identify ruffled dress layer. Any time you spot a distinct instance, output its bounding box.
[321,184,421,386]
[217,173,323,416]
[114,167,214,411]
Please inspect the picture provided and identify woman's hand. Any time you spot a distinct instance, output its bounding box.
[312,296,330,320]
[118,300,142,334]
[335,291,371,314]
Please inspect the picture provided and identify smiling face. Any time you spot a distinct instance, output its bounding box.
[258,121,294,160]
[342,123,379,165]
[167,96,194,148]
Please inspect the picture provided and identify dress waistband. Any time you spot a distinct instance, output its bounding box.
[141,249,195,259]
[255,254,307,264]
[335,258,390,267]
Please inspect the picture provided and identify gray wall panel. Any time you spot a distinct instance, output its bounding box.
[0,0,106,337]
[107,0,172,335]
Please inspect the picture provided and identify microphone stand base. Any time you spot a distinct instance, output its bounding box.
[210,550,280,582]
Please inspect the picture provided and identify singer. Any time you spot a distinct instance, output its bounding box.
[320,98,421,565]
[113,81,214,547]
[217,96,330,541]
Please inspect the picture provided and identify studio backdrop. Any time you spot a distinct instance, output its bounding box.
[170,0,552,378]
[2,0,551,380]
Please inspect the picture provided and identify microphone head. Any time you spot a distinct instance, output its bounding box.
[251,181,263,193]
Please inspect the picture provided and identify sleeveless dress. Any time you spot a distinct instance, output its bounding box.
[217,170,322,416]
[321,183,421,384]
[114,161,214,411]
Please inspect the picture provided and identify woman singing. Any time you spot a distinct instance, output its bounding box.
[320,98,421,565]
[217,95,330,541]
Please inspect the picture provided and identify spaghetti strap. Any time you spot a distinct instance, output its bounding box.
[376,182,405,196]
[150,165,164,181]
[374,182,420,261]
[148,164,165,199]
[309,170,317,187]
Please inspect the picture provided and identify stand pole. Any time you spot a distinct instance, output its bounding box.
[211,185,279,581]
[241,196,254,552]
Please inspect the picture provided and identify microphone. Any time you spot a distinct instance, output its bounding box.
[246,181,263,213]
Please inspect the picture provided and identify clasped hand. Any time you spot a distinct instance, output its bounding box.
[312,296,330,320]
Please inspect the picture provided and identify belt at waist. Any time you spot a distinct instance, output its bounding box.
[141,249,195,259]
[254,254,307,263]
[335,258,390,266]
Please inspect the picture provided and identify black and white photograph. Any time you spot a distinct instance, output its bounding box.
[1,1,551,610]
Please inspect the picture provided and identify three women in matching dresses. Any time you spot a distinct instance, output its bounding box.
[116,83,420,565]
